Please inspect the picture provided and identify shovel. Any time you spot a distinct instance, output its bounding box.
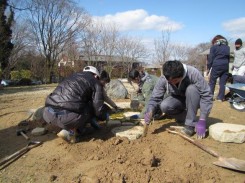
[166,127,245,172]
[0,141,42,169]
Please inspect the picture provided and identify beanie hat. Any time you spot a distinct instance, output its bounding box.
[235,38,242,46]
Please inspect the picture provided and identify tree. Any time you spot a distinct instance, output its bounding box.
[26,0,91,83]
[186,42,210,71]
[116,35,148,77]
[171,43,191,61]
[4,20,31,77]
[0,0,14,78]
[153,29,171,65]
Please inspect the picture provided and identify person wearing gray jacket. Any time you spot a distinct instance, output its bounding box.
[144,60,213,139]
[232,38,245,83]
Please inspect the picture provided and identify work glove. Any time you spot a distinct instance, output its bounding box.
[130,114,139,119]
[106,113,110,121]
[114,106,123,113]
[90,117,101,130]
[144,112,152,125]
[195,119,206,139]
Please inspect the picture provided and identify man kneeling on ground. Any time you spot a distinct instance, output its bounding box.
[42,66,109,143]
[143,60,213,139]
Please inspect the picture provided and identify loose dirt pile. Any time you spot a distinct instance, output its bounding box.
[0,84,244,182]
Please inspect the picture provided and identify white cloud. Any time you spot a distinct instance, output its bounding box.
[93,9,184,32]
[223,17,245,38]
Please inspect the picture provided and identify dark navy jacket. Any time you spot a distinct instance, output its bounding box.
[207,44,230,70]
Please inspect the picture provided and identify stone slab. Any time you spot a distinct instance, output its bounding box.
[209,123,245,143]
[123,112,140,118]
[107,120,122,127]
[111,126,144,140]
[31,127,47,136]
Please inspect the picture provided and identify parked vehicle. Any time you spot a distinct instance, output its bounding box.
[31,80,42,85]
[1,79,14,86]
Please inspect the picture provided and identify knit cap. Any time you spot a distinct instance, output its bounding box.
[235,38,242,45]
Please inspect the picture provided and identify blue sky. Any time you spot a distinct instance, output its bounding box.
[78,0,245,47]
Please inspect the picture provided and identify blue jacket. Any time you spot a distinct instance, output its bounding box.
[207,44,230,70]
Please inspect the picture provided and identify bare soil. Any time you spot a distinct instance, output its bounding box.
[0,84,244,183]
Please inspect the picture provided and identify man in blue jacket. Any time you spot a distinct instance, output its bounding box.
[144,60,213,139]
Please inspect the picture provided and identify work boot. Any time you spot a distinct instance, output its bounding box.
[181,125,195,136]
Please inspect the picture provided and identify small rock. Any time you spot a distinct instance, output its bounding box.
[50,175,57,182]
[31,127,46,136]
[113,138,123,145]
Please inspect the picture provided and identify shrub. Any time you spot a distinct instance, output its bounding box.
[11,71,21,80]
[20,70,32,79]
[17,78,32,86]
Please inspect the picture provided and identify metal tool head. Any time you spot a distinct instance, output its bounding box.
[16,128,26,135]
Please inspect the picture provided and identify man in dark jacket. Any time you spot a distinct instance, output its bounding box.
[43,66,107,143]
[144,61,213,139]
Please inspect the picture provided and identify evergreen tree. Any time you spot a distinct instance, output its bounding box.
[0,0,14,76]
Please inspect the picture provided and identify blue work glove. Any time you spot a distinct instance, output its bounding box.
[130,114,139,119]
[144,112,152,125]
[195,119,206,139]
[90,117,101,130]
[106,113,110,121]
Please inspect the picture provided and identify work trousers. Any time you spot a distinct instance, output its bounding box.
[159,85,200,127]
[209,65,229,100]
[42,106,91,131]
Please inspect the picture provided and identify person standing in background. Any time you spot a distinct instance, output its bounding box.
[232,38,245,83]
[207,35,230,101]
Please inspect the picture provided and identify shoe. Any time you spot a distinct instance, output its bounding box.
[215,98,224,102]
[90,118,101,130]
[175,120,184,126]
[57,129,80,143]
[181,125,195,136]
[57,129,71,140]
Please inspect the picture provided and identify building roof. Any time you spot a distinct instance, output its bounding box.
[79,55,139,63]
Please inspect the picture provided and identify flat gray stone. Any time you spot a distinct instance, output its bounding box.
[107,120,122,127]
[31,127,47,136]
[123,112,140,118]
[111,126,144,140]
[209,123,245,143]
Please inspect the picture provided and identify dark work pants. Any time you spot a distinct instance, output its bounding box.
[209,65,229,100]
[159,85,200,127]
[42,107,92,131]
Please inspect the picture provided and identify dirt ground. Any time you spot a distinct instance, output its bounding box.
[0,84,244,183]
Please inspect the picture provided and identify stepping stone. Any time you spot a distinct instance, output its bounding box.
[111,126,144,140]
[31,127,47,136]
[209,123,245,143]
[123,112,140,118]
